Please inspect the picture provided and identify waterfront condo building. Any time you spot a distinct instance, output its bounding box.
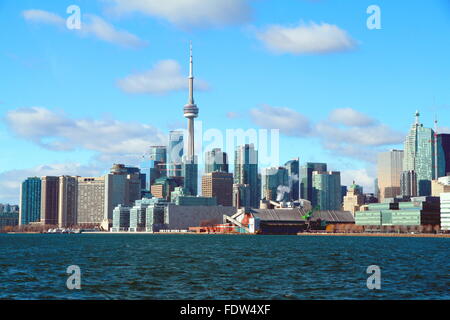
[19,177,41,225]
[77,176,106,226]
[104,164,142,223]
[40,176,60,226]
[58,176,78,228]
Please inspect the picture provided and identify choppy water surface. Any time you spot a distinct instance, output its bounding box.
[0,234,448,300]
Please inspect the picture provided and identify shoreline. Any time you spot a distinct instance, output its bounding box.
[296,232,450,238]
[3,231,450,238]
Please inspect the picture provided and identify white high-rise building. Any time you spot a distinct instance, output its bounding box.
[439,193,450,231]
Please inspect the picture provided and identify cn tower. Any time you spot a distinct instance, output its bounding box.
[182,42,199,196]
[183,42,198,160]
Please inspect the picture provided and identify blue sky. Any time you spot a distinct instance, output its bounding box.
[1,0,450,203]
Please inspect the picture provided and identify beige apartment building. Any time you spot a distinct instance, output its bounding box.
[377,150,404,202]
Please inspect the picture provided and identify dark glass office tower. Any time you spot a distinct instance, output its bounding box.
[234,144,259,208]
[300,162,327,202]
[438,134,450,177]
[205,148,229,174]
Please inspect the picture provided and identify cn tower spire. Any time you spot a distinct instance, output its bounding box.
[435,115,439,179]
[188,41,194,105]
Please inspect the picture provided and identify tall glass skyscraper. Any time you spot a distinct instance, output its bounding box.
[377,149,404,202]
[19,177,41,225]
[284,158,300,201]
[403,111,435,196]
[141,146,167,190]
[205,148,229,174]
[261,167,289,202]
[167,131,184,178]
[300,162,327,202]
[312,171,341,210]
[234,144,259,208]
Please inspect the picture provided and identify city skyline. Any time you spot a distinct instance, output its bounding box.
[2,1,450,203]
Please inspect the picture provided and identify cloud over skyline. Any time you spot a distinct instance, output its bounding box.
[328,108,375,127]
[5,107,166,155]
[250,105,312,137]
[103,0,253,28]
[249,106,404,164]
[117,59,210,95]
[256,21,357,54]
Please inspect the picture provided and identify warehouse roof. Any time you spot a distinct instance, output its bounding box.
[310,210,355,223]
[250,208,308,222]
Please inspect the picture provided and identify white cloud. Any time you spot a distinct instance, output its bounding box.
[328,108,375,127]
[22,9,65,26]
[5,107,166,155]
[104,0,252,28]
[250,105,311,137]
[22,10,147,48]
[315,121,404,147]
[256,21,356,55]
[117,59,210,94]
[314,108,404,162]
[81,14,148,48]
[0,163,104,204]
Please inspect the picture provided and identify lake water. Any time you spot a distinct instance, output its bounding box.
[0,234,448,300]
